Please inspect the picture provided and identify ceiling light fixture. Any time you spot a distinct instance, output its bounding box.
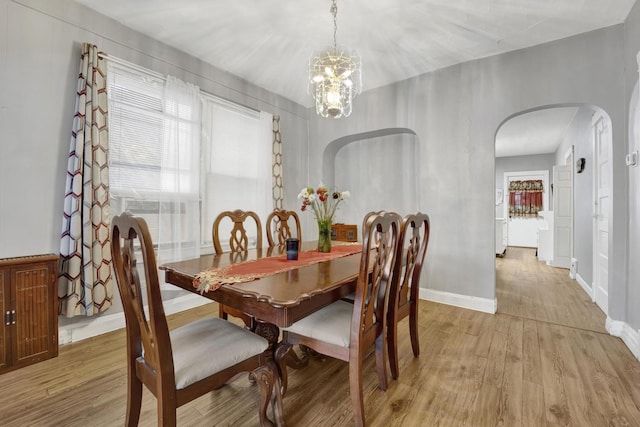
[309,0,362,118]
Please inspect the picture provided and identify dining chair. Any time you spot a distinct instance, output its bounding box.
[387,212,430,380]
[111,212,283,427]
[212,209,263,328]
[340,210,386,304]
[265,209,302,247]
[276,211,401,427]
[212,209,263,254]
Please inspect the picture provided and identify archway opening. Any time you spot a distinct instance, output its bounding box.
[494,103,612,328]
[322,128,420,230]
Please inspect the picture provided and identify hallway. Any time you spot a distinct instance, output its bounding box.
[496,246,606,333]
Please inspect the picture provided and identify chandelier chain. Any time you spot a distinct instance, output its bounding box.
[331,0,337,52]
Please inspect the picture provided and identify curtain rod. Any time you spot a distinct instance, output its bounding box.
[97,51,260,114]
[97,52,165,80]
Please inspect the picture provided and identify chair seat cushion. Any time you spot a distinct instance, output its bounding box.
[170,317,268,389]
[283,300,353,348]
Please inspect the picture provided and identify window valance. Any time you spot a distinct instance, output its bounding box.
[508,179,544,217]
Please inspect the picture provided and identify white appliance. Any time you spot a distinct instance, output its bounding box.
[537,210,553,263]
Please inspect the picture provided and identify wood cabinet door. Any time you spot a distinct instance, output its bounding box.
[0,269,7,371]
[11,261,57,368]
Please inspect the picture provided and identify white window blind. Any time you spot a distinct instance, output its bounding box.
[107,61,201,263]
[106,57,273,260]
[200,94,273,250]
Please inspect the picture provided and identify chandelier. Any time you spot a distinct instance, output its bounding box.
[309,0,362,118]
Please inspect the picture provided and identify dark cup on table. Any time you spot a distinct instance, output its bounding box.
[286,238,299,260]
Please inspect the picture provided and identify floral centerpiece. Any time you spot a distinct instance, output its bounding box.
[298,185,350,252]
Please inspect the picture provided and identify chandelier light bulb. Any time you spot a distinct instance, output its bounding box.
[327,90,340,105]
[308,0,362,118]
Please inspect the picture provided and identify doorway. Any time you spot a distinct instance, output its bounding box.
[495,105,612,316]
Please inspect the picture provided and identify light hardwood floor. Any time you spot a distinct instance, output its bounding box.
[1,247,639,426]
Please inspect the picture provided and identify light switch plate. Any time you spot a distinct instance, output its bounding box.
[626,151,638,167]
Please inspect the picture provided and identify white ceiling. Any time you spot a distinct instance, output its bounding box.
[495,107,579,158]
[73,0,633,157]
[75,0,634,107]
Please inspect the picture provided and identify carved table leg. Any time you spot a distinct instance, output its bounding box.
[274,342,310,396]
[299,344,326,361]
[250,359,286,426]
[250,320,280,386]
[285,345,310,369]
[274,343,292,396]
[268,359,286,426]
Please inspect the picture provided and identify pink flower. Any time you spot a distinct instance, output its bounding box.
[297,184,350,223]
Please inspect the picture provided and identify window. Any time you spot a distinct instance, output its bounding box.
[200,95,273,250]
[107,62,201,263]
[508,180,544,217]
[107,59,272,263]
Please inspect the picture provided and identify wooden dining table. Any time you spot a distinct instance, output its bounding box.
[160,241,362,346]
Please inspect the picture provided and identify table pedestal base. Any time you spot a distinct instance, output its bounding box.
[255,321,280,348]
[274,343,311,395]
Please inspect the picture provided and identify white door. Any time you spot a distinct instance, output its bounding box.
[552,165,572,268]
[593,113,610,314]
[503,170,549,248]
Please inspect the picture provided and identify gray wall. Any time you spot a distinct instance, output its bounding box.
[495,154,555,218]
[0,0,310,260]
[308,25,627,307]
[624,1,640,332]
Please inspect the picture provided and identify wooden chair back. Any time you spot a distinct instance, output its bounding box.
[388,211,430,379]
[111,211,284,426]
[111,211,173,393]
[277,211,401,427]
[265,209,302,247]
[212,209,262,327]
[212,209,263,255]
[353,211,402,352]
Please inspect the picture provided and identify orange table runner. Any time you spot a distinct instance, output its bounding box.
[194,244,363,293]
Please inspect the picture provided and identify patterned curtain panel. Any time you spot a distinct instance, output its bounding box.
[58,43,114,317]
[272,115,284,210]
[508,179,544,217]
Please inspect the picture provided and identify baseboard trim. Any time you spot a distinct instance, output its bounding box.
[58,293,210,345]
[575,273,594,301]
[420,288,497,314]
[606,317,640,361]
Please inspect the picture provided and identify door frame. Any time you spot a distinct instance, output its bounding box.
[592,111,611,314]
